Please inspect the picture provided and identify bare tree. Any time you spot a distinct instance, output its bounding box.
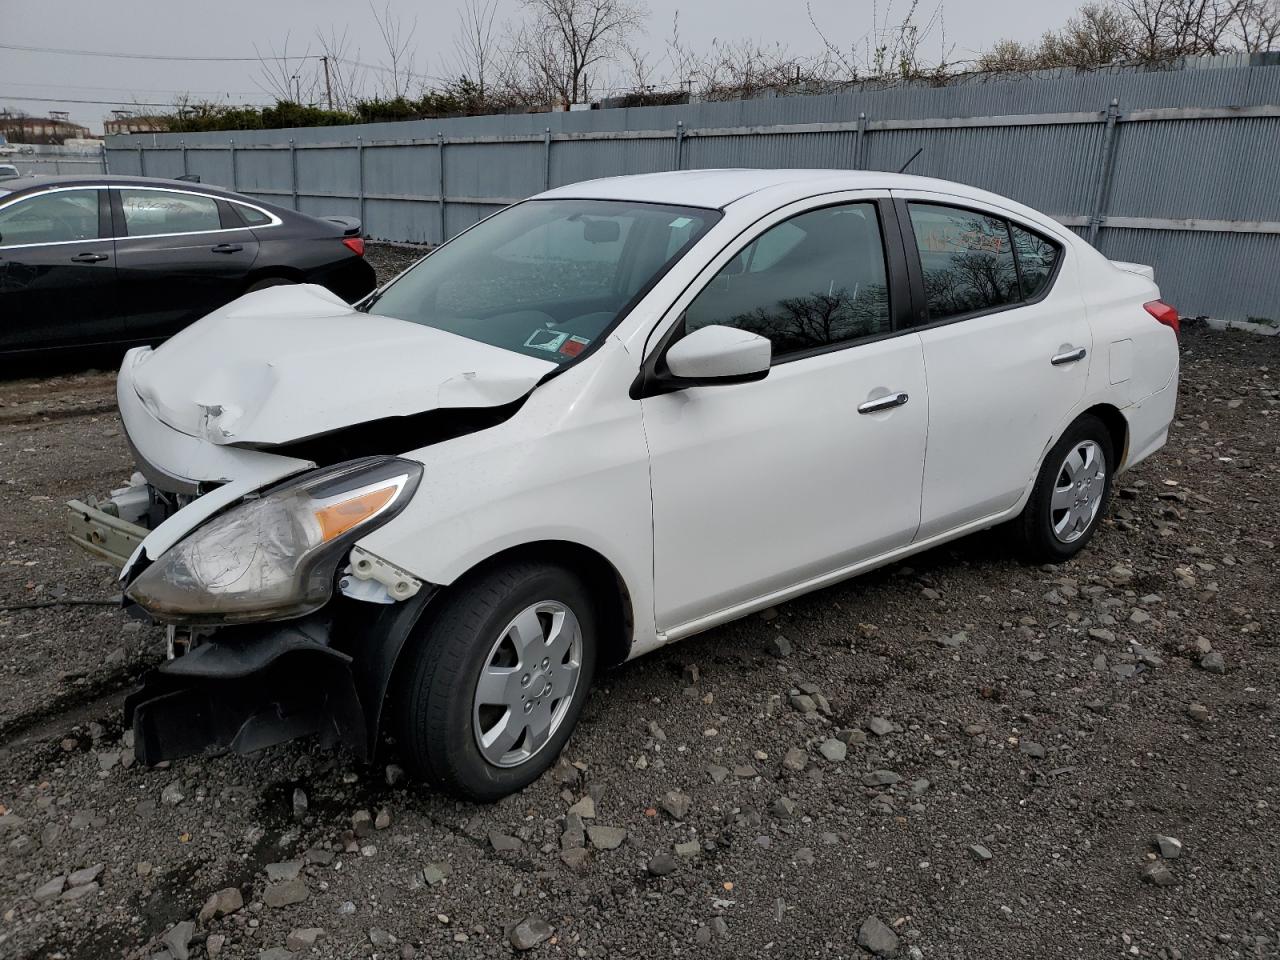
[314,27,369,111]
[452,0,502,100]
[370,0,420,98]
[515,0,648,105]
[1232,0,1280,48]
[254,34,321,104]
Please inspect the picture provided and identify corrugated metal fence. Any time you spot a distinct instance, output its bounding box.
[106,61,1280,322]
[3,143,106,177]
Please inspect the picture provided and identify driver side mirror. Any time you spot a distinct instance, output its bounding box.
[633,324,771,398]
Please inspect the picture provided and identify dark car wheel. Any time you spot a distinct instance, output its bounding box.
[396,561,596,801]
[245,276,297,293]
[1015,414,1114,563]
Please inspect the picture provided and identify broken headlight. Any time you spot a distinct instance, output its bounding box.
[125,457,422,624]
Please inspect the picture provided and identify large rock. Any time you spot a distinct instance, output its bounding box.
[586,825,626,850]
[509,917,553,951]
[263,879,308,908]
[199,887,244,923]
[163,920,195,960]
[857,915,900,956]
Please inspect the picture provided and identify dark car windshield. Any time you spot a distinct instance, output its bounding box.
[364,198,718,363]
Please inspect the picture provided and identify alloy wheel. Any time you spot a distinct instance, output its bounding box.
[1050,439,1106,543]
[472,600,583,768]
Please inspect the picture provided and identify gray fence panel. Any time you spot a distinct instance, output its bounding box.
[1095,227,1280,322]
[1107,116,1280,221]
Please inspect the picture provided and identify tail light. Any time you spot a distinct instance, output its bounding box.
[342,236,366,257]
[1144,300,1179,336]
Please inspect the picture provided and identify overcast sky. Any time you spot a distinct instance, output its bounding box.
[2,0,1069,133]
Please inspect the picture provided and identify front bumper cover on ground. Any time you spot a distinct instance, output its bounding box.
[124,589,436,766]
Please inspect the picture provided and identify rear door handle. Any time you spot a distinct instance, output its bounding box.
[1051,347,1087,365]
[70,252,108,263]
[858,391,910,414]
[211,243,243,254]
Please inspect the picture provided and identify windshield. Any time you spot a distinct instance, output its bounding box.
[364,198,718,363]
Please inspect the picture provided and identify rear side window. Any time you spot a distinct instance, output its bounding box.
[0,189,100,246]
[234,202,273,226]
[907,202,1063,322]
[120,189,221,237]
[683,202,891,360]
[1010,222,1061,299]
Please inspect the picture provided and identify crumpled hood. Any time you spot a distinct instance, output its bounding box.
[128,284,557,446]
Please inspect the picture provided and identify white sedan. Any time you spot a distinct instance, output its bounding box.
[71,169,1180,799]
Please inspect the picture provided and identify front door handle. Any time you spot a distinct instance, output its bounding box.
[858,391,909,414]
[211,243,243,254]
[1051,347,1087,365]
[70,252,108,263]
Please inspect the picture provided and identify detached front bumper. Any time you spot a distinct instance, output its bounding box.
[123,590,436,766]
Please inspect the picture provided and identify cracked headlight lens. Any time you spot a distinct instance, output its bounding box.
[126,457,421,624]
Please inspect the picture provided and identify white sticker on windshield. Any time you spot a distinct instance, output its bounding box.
[524,329,570,352]
[669,217,692,228]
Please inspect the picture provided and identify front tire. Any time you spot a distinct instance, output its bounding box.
[395,562,596,801]
[1015,415,1114,563]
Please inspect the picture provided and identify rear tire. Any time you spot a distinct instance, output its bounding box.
[245,276,296,293]
[1014,414,1114,563]
[395,561,596,801]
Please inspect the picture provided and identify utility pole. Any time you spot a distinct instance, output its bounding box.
[291,73,301,104]
[322,56,333,111]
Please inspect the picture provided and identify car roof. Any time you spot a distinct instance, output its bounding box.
[536,168,1015,211]
[0,174,272,204]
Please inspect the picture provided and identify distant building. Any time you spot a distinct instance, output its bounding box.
[103,111,170,136]
[0,111,92,144]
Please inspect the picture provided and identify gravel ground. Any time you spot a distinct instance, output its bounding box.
[0,269,1276,959]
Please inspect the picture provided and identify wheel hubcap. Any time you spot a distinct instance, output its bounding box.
[472,600,583,768]
[1051,439,1106,543]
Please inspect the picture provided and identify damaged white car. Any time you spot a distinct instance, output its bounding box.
[68,170,1180,800]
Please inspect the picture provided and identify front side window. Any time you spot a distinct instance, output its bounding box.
[0,190,100,246]
[120,189,222,237]
[365,199,718,364]
[908,203,1020,321]
[682,202,891,359]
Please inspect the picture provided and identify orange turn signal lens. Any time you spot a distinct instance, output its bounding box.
[313,485,398,542]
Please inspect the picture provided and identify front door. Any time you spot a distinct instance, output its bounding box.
[111,187,260,342]
[0,187,120,352]
[641,196,929,632]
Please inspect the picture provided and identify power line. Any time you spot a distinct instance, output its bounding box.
[0,94,271,108]
[0,79,267,97]
[0,41,323,63]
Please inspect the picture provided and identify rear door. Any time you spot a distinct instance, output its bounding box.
[111,187,260,342]
[0,186,120,352]
[893,193,1090,540]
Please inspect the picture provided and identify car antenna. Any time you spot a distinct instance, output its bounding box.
[897,147,923,174]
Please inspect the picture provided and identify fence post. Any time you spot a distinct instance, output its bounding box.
[543,127,552,190]
[137,141,145,177]
[356,136,366,233]
[674,121,685,170]
[437,133,446,244]
[289,139,299,210]
[229,140,238,191]
[180,139,188,178]
[855,112,867,169]
[1088,98,1121,244]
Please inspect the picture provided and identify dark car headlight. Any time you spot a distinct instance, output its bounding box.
[126,457,422,624]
